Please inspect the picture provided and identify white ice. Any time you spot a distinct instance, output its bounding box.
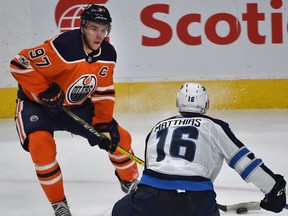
[0,109,287,216]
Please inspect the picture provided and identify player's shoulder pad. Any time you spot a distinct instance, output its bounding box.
[51,29,87,62]
[203,114,245,147]
[99,40,117,62]
[200,114,232,131]
[202,114,229,126]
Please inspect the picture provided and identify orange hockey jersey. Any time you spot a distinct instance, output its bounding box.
[10,29,116,124]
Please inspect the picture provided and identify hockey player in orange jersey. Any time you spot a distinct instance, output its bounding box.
[10,4,138,216]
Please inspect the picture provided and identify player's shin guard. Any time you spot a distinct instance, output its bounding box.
[35,160,65,203]
[110,150,139,193]
[109,150,139,182]
[110,126,139,181]
[28,131,65,203]
[109,126,139,193]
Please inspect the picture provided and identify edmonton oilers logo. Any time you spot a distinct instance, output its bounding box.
[67,75,97,104]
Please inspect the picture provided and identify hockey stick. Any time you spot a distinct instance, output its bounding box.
[62,107,145,167]
[218,201,288,213]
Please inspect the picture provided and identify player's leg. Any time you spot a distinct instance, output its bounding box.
[112,185,170,216]
[15,99,71,215]
[110,125,139,192]
[28,130,64,203]
[175,190,220,216]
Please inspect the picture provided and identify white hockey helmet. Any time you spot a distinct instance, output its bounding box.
[176,82,209,114]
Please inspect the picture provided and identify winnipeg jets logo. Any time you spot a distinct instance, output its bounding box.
[67,75,97,104]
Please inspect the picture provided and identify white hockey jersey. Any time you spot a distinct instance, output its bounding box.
[140,113,276,194]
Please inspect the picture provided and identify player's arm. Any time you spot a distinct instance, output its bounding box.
[10,43,65,114]
[88,83,119,151]
[10,50,50,96]
[91,84,115,124]
[216,124,286,213]
[88,45,119,150]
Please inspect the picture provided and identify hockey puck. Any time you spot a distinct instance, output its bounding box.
[236,207,248,214]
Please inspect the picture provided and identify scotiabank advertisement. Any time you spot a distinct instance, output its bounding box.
[32,0,288,82]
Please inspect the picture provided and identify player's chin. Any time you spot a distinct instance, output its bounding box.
[90,43,101,51]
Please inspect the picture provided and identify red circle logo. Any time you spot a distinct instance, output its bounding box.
[55,0,108,32]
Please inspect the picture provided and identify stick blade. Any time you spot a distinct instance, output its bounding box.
[218,201,261,212]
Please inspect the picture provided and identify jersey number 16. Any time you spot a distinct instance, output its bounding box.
[156,126,199,162]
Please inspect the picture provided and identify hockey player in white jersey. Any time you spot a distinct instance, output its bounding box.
[112,82,286,216]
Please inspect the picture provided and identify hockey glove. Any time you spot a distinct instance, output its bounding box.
[260,174,286,213]
[39,82,64,114]
[97,137,115,153]
[94,118,120,153]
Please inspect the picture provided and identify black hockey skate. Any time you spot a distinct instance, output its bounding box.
[52,197,72,216]
[115,171,139,194]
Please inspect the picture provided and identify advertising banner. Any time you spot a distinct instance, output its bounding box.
[2,0,288,88]
[31,0,288,82]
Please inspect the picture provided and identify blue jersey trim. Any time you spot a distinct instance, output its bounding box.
[241,159,263,180]
[139,173,214,191]
[229,147,250,168]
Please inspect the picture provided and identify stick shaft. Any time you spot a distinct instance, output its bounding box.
[62,107,145,167]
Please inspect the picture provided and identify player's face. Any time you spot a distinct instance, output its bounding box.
[81,21,109,52]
